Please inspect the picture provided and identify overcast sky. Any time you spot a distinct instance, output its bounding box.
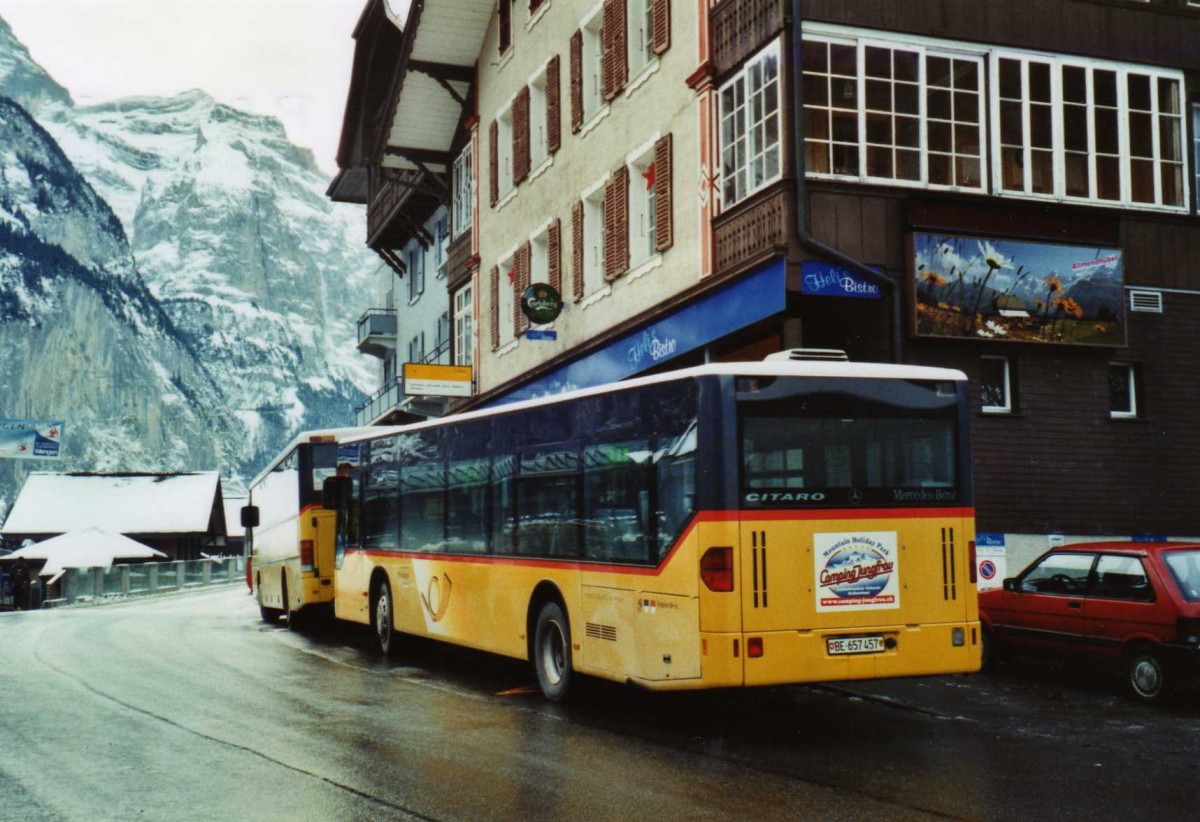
[0,0,409,174]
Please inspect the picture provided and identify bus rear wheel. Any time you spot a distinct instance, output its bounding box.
[533,601,573,702]
[257,572,278,623]
[374,578,396,657]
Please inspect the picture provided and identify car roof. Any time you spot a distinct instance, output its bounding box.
[1050,541,1200,556]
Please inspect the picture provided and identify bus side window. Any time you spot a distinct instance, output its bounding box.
[648,381,698,562]
[581,389,650,563]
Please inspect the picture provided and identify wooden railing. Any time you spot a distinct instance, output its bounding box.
[711,0,786,77]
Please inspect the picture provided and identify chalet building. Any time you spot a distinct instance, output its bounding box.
[331,0,1200,568]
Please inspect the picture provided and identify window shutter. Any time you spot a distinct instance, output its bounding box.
[513,85,531,184]
[546,55,561,154]
[570,31,583,133]
[572,200,584,300]
[604,166,629,282]
[490,265,500,349]
[516,242,531,335]
[652,0,670,55]
[602,0,628,101]
[498,1,512,54]
[654,133,673,252]
[548,218,562,292]
[489,120,499,206]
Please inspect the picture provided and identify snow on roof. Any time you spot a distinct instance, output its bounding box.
[1,472,222,536]
[3,527,167,576]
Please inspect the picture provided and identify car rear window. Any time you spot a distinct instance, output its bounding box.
[1163,550,1200,602]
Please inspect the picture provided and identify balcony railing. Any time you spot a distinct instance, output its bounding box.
[356,308,397,358]
[353,339,455,425]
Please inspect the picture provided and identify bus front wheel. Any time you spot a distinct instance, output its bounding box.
[374,578,396,657]
[533,601,573,702]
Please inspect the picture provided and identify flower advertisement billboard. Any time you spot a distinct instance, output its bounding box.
[911,232,1126,346]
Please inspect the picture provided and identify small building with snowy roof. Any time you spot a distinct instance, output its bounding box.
[0,472,228,561]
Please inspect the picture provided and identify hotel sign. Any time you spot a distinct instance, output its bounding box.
[403,363,473,398]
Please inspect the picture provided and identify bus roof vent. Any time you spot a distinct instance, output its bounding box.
[1128,289,1163,313]
[764,348,850,362]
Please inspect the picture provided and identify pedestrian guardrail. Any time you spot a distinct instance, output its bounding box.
[15,557,247,609]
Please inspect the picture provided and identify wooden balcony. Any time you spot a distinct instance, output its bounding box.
[712,181,793,281]
[711,0,786,77]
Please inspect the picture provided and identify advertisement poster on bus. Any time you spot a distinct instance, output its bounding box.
[813,532,900,612]
[0,419,64,459]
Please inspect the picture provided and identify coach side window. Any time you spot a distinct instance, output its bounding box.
[649,380,698,561]
[511,402,581,558]
[445,420,490,554]
[361,438,399,552]
[581,390,652,563]
[398,429,446,553]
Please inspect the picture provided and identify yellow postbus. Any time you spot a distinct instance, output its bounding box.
[242,427,373,627]
[326,355,979,700]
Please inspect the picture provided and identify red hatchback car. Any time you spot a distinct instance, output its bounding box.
[979,541,1200,702]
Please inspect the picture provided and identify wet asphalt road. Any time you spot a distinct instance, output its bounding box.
[0,587,1197,821]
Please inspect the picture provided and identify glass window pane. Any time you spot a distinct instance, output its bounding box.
[894,50,919,82]
[1093,555,1153,602]
[1029,62,1051,102]
[999,58,1021,99]
[927,88,951,121]
[865,46,891,78]
[829,43,856,76]
[1127,74,1151,111]
[1063,66,1087,105]
[1019,553,1094,594]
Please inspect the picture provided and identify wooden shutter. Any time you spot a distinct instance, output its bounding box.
[548,218,562,292]
[516,242,531,335]
[570,31,583,133]
[488,120,499,206]
[498,1,512,54]
[604,166,629,282]
[652,0,670,55]
[654,134,673,253]
[490,265,500,349]
[546,55,561,154]
[602,0,628,101]
[572,200,584,300]
[513,85,531,184]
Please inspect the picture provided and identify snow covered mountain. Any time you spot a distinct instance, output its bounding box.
[0,15,377,508]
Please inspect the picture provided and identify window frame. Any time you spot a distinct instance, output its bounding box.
[979,355,1013,414]
[627,140,659,268]
[497,251,518,346]
[1193,102,1200,214]
[719,38,784,210]
[581,9,605,124]
[530,63,551,170]
[452,143,474,239]
[581,179,607,299]
[454,283,474,367]
[627,0,656,79]
[407,243,425,303]
[496,103,515,201]
[1109,361,1140,420]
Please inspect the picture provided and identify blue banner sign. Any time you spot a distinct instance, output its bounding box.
[802,262,883,300]
[525,329,558,341]
[0,419,64,459]
[493,259,787,405]
[975,532,1006,548]
[1131,534,1168,543]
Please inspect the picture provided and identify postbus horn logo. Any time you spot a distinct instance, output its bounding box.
[421,573,452,622]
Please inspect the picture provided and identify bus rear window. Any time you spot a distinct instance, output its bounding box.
[741,413,958,508]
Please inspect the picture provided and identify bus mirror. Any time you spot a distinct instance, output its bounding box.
[323,476,349,511]
[240,505,259,529]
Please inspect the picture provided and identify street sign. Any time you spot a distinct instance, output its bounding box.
[525,329,557,341]
[403,363,473,397]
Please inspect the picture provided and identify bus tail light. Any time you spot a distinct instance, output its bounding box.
[747,637,763,658]
[299,540,314,566]
[968,540,977,584]
[701,547,734,592]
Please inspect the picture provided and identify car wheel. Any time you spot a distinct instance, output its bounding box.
[374,577,395,657]
[1127,647,1167,703]
[533,601,573,702]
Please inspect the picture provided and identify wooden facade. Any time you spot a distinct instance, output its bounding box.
[704,0,1200,539]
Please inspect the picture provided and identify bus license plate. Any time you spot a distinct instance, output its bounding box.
[826,635,885,656]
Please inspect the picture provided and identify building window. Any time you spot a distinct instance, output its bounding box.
[497,104,515,199]
[407,244,425,303]
[452,144,473,238]
[583,184,606,297]
[1109,362,1139,419]
[802,36,984,191]
[628,144,657,267]
[720,39,782,208]
[498,253,517,345]
[980,356,1013,414]
[582,10,604,123]
[408,331,426,365]
[628,0,655,77]
[454,284,474,366]
[1193,104,1200,214]
[530,64,550,170]
[531,224,550,287]
[993,54,1185,209]
[434,215,449,276]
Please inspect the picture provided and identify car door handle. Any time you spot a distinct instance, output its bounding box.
[1067,600,1082,609]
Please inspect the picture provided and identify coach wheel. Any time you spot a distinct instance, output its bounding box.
[374,578,396,657]
[1127,647,1167,703]
[533,601,573,702]
[282,576,297,631]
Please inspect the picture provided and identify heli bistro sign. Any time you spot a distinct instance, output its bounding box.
[911,232,1126,346]
[403,364,473,398]
[801,262,883,299]
[0,419,64,459]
